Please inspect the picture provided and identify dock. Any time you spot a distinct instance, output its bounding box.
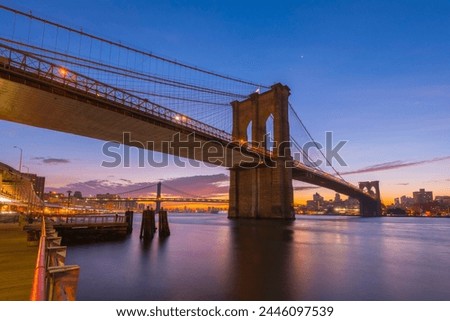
[0,223,36,300]
[46,215,130,243]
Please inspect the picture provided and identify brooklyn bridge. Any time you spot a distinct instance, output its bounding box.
[0,5,381,218]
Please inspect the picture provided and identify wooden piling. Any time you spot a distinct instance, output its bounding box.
[125,210,134,234]
[140,207,156,240]
[158,209,170,237]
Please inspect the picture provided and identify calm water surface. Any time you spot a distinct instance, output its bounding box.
[65,214,450,300]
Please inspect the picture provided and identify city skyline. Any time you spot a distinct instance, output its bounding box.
[1,0,449,204]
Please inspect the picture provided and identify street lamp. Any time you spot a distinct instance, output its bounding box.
[13,146,23,172]
[67,190,72,212]
[22,165,31,214]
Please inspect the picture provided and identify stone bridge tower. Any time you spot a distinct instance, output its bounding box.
[228,83,294,219]
[358,181,382,216]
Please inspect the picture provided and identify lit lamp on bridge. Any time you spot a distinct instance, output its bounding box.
[59,67,68,77]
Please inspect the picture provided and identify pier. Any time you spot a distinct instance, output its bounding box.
[0,223,36,300]
[39,215,131,244]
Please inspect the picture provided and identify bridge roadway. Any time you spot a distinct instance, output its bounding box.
[0,45,375,204]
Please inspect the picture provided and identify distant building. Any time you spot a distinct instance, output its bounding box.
[44,191,66,203]
[435,196,450,205]
[400,195,414,207]
[305,193,325,212]
[413,188,433,204]
[346,197,359,206]
[23,173,45,200]
[312,192,324,204]
[73,191,83,199]
[306,200,319,211]
[96,193,120,199]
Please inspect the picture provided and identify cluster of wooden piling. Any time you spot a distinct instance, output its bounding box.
[139,207,170,240]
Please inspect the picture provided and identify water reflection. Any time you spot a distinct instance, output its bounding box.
[65,214,450,300]
[228,219,295,300]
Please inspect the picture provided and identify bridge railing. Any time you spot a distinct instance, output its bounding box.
[291,160,374,198]
[30,218,47,300]
[51,214,126,225]
[0,43,232,141]
[29,218,80,301]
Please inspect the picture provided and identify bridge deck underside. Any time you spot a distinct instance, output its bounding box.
[0,72,374,202]
[292,168,372,201]
[0,76,245,167]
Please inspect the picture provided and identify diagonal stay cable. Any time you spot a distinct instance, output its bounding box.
[0,38,247,99]
[289,103,348,182]
[0,4,270,89]
[162,183,207,199]
[116,183,159,196]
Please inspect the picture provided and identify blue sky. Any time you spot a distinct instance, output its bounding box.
[1,0,449,202]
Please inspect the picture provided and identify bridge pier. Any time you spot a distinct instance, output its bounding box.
[359,199,382,217]
[358,181,382,217]
[229,162,294,219]
[228,83,294,220]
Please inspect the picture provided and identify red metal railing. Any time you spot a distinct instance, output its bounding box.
[0,43,233,142]
[30,218,46,301]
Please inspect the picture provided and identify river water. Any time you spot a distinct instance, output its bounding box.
[65,214,450,300]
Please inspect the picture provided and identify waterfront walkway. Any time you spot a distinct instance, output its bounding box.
[0,223,36,300]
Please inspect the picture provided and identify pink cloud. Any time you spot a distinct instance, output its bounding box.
[341,156,450,175]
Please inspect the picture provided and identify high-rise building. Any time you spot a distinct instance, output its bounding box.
[413,188,433,204]
[400,195,414,207]
[334,193,341,202]
[435,196,450,205]
[312,192,324,203]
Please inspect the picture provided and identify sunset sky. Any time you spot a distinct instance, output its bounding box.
[1,0,449,204]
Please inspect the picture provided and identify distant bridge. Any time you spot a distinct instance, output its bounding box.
[88,197,228,204]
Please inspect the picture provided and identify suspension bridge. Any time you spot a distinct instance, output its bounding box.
[85,181,229,207]
[0,5,381,218]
